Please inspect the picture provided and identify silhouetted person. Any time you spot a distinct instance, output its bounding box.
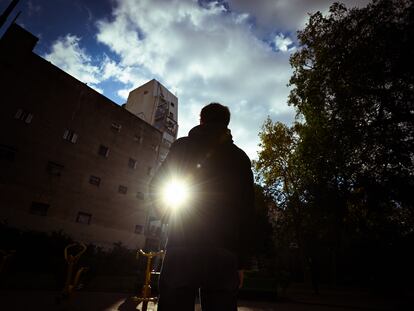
[150,103,254,311]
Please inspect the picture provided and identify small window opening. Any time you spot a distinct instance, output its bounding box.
[118,185,128,194]
[46,161,64,176]
[14,108,33,124]
[134,134,143,144]
[89,175,101,186]
[128,158,137,169]
[63,129,78,143]
[76,212,92,225]
[135,225,143,234]
[162,139,172,148]
[30,202,49,216]
[98,145,109,157]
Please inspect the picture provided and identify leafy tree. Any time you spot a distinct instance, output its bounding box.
[289,0,414,240]
[257,0,414,285]
[255,119,302,248]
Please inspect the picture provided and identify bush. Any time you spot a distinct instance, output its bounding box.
[0,224,145,290]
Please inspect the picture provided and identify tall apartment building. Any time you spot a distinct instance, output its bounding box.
[124,80,179,248]
[0,23,167,249]
[125,80,178,164]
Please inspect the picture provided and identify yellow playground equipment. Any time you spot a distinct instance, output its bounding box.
[132,249,164,311]
[61,242,89,299]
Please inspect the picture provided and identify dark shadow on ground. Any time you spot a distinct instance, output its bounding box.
[117,297,139,311]
[0,288,412,311]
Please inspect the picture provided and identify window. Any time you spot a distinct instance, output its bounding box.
[155,115,164,122]
[14,108,33,124]
[136,192,144,200]
[98,145,109,157]
[0,145,16,161]
[118,185,128,194]
[63,129,78,143]
[151,144,159,152]
[149,225,161,237]
[143,90,149,95]
[134,225,143,234]
[128,158,137,169]
[168,112,174,119]
[76,212,92,225]
[89,175,101,186]
[111,122,122,132]
[155,227,161,237]
[159,153,167,163]
[46,161,64,176]
[166,119,177,136]
[162,139,171,148]
[170,102,175,107]
[30,202,49,216]
[134,135,143,144]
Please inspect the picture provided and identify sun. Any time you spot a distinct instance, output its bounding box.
[161,179,190,210]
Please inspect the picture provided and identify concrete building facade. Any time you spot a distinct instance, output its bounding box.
[0,24,167,249]
[125,80,178,163]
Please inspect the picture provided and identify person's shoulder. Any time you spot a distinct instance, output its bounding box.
[229,142,251,165]
[172,136,190,147]
[169,136,191,153]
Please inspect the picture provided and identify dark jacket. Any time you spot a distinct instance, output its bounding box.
[150,124,254,269]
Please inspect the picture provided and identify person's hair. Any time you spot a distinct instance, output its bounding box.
[200,103,230,126]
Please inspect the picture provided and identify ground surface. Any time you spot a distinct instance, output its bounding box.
[0,285,412,311]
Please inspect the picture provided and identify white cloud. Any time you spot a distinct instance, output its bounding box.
[117,89,131,100]
[43,0,371,159]
[43,34,103,92]
[227,0,371,34]
[95,0,296,159]
[101,55,151,86]
[274,33,295,52]
[42,33,150,101]
[93,87,104,94]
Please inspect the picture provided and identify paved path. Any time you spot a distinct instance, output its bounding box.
[0,288,411,311]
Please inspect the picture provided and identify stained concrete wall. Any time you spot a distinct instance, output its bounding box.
[0,24,162,249]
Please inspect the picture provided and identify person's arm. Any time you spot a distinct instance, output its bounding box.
[237,153,255,271]
[236,154,254,289]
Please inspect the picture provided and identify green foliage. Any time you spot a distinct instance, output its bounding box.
[256,0,414,286]
[289,0,414,238]
[254,119,302,248]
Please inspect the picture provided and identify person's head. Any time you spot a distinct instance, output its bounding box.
[200,103,230,127]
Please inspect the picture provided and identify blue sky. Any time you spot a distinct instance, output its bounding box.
[0,0,369,159]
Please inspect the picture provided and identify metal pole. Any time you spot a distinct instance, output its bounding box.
[0,0,20,30]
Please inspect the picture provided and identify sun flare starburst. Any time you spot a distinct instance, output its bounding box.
[162,179,190,209]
